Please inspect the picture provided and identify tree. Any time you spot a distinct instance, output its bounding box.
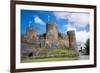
[85,38,90,55]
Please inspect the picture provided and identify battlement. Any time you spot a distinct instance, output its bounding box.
[46,22,57,33]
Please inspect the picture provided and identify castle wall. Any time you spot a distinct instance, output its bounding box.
[58,33,69,47]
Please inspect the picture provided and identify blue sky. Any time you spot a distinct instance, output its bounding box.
[21,9,90,44]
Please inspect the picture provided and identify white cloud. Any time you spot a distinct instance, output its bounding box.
[67,27,76,32]
[53,12,90,28]
[68,13,90,28]
[53,12,70,19]
[64,24,76,32]
[76,30,90,44]
[34,16,45,25]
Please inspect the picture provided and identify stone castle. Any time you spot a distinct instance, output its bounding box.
[21,21,79,58]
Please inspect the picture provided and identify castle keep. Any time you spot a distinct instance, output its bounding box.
[46,22,58,41]
[21,21,79,58]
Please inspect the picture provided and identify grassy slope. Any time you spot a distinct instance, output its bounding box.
[21,57,79,63]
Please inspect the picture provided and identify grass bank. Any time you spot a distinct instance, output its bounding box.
[21,57,79,63]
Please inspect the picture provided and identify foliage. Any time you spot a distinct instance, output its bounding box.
[63,45,70,50]
[40,40,45,48]
[85,38,90,55]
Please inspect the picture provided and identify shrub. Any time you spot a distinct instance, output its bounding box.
[63,45,70,50]
[40,40,45,48]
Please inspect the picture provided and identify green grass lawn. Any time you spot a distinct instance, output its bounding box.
[21,57,79,63]
[48,49,77,55]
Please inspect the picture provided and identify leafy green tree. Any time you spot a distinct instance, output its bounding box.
[85,39,90,55]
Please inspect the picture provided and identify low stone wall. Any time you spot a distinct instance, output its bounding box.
[21,42,79,59]
[29,54,79,59]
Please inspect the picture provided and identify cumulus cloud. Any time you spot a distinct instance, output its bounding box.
[53,12,70,19]
[34,16,45,25]
[76,30,90,44]
[64,23,76,31]
[68,13,90,28]
[53,12,90,28]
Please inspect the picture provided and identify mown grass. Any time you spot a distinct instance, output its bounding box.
[21,57,79,63]
[48,49,77,55]
[48,50,68,55]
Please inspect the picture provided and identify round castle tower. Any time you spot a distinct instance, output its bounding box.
[26,23,39,40]
[46,22,58,41]
[67,30,77,50]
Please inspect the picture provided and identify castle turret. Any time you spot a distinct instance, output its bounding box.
[26,23,39,40]
[67,30,77,50]
[46,22,58,41]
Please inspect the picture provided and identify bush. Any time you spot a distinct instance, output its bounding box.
[63,45,70,50]
[40,40,45,48]
[85,39,90,55]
